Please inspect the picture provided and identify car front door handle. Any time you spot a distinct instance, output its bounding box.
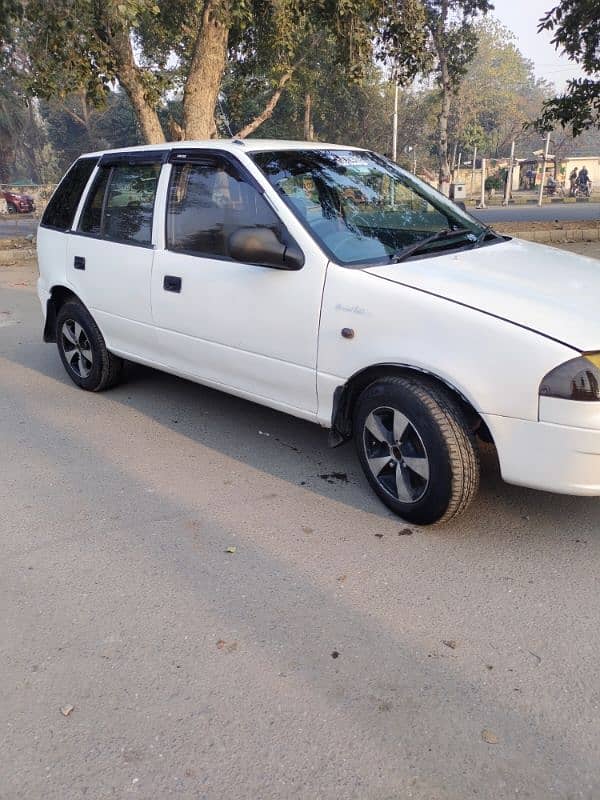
[163,275,182,293]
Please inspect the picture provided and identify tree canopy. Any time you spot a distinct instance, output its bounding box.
[10,0,378,143]
[535,1,600,134]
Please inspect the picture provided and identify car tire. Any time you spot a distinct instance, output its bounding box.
[353,376,480,525]
[55,300,124,391]
[7,203,16,214]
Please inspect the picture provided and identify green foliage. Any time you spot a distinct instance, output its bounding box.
[534,1,600,134]
[376,0,493,89]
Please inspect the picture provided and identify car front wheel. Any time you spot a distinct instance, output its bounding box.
[354,376,480,525]
[55,300,124,391]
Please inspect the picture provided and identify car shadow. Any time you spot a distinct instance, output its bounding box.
[4,323,600,536]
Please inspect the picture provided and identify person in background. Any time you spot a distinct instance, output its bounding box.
[569,166,579,195]
[578,165,590,192]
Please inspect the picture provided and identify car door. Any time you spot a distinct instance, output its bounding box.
[150,152,327,416]
[67,152,164,360]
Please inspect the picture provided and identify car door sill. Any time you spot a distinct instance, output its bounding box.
[109,347,321,425]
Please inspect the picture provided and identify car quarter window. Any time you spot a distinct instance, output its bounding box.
[41,158,97,231]
[77,162,160,246]
[166,160,281,258]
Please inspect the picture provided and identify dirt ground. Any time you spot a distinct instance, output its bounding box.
[493,218,600,235]
[554,239,600,258]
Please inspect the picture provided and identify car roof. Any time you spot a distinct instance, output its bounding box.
[80,139,365,158]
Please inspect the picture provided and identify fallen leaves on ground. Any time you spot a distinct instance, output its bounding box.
[481,729,499,744]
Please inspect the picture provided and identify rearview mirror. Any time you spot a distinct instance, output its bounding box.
[228,227,304,270]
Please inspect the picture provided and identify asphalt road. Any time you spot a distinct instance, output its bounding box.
[1,201,600,239]
[2,256,600,800]
[0,215,38,239]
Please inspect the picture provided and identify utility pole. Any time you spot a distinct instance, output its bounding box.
[503,140,515,206]
[478,158,487,209]
[413,146,417,175]
[471,146,477,200]
[538,132,551,207]
[392,83,399,162]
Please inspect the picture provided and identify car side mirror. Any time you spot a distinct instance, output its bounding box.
[228,227,304,270]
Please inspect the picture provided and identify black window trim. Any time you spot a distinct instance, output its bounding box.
[168,148,265,195]
[164,150,302,267]
[99,149,170,167]
[74,161,161,249]
[40,156,99,232]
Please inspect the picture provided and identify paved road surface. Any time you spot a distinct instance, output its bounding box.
[0,215,38,238]
[2,256,600,799]
[2,201,600,239]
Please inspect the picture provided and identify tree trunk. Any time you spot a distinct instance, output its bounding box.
[104,21,165,144]
[437,59,452,195]
[304,93,312,140]
[434,2,452,196]
[183,0,230,140]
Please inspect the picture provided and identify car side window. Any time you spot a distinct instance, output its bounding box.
[41,158,97,231]
[166,161,281,258]
[77,163,160,246]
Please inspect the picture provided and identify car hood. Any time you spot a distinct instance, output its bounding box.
[364,237,600,352]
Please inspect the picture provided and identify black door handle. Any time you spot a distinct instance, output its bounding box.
[163,275,182,293]
[74,256,85,270]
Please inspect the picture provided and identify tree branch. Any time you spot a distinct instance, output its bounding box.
[61,105,88,128]
[235,67,296,139]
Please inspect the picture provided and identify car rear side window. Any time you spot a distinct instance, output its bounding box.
[41,158,97,231]
[77,163,160,246]
[166,161,280,258]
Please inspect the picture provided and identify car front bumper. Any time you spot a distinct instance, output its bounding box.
[484,410,600,496]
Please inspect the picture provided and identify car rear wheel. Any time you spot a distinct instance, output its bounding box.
[354,376,480,525]
[7,202,16,214]
[55,300,124,391]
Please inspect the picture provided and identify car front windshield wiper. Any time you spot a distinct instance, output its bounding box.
[389,227,474,263]
[472,225,505,248]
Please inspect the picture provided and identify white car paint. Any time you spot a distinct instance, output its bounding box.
[36,139,600,499]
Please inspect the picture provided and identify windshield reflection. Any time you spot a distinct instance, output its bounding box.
[252,149,487,266]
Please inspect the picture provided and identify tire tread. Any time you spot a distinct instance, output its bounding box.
[356,376,480,525]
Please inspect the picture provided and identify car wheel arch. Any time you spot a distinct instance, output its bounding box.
[329,363,492,447]
[43,285,82,342]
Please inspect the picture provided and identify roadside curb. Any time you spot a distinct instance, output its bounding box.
[505,228,600,244]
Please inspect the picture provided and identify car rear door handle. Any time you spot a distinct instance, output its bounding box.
[74,256,85,270]
[163,275,182,293]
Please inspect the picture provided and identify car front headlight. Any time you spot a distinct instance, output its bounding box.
[540,353,600,401]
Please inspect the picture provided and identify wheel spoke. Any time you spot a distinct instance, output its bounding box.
[395,464,414,502]
[403,455,429,481]
[78,354,91,377]
[73,322,84,344]
[80,347,93,364]
[62,323,77,345]
[365,412,392,445]
[68,350,80,372]
[367,455,393,477]
[393,410,410,443]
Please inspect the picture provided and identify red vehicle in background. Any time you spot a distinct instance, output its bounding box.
[2,190,36,214]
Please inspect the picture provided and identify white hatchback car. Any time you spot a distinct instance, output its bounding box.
[37,140,600,524]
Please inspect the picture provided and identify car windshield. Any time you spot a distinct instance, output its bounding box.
[251,149,492,266]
